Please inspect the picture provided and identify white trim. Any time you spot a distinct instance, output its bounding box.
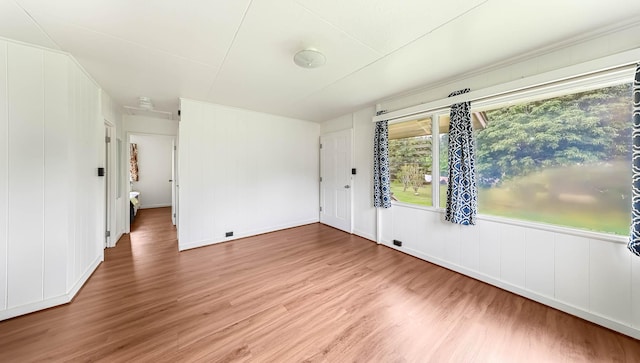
[179,219,319,251]
[380,241,640,340]
[373,48,640,123]
[389,201,627,245]
[353,229,376,243]
[139,203,171,209]
[0,255,101,321]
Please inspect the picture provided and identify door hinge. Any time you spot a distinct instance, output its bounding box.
[319,143,323,149]
[320,176,322,182]
[105,136,111,143]
[105,230,111,237]
[173,213,176,218]
[320,206,323,212]
[174,145,177,150]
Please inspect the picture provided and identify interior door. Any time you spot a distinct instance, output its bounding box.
[320,129,352,233]
[171,138,176,226]
[104,125,111,248]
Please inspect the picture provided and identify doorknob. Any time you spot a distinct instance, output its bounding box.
[344,185,350,189]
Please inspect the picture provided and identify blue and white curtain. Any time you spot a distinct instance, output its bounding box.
[445,89,478,225]
[374,112,391,208]
[629,63,640,256]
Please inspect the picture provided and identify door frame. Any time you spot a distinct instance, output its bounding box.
[125,131,177,234]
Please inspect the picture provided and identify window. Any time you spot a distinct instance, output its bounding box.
[388,116,436,206]
[475,82,632,235]
[386,71,633,236]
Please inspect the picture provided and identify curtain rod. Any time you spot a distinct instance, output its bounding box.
[372,48,640,123]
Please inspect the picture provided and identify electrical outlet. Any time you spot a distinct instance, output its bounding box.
[393,239,402,247]
[225,231,233,237]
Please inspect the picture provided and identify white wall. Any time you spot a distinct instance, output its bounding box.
[178,99,320,250]
[325,24,640,339]
[130,134,173,209]
[0,40,103,320]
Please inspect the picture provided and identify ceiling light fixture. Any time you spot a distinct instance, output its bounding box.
[293,49,326,69]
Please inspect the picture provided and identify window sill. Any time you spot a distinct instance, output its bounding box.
[390,201,628,245]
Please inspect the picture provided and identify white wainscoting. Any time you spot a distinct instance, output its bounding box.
[380,204,640,339]
[0,39,103,321]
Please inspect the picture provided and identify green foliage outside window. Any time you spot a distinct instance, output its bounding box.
[388,82,632,236]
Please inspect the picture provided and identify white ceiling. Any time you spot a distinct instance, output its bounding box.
[1,0,640,122]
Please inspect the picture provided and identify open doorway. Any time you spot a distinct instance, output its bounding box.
[126,133,176,233]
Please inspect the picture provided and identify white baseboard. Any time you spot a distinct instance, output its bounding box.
[179,218,319,251]
[353,229,376,242]
[380,240,640,340]
[0,255,102,321]
[139,203,171,209]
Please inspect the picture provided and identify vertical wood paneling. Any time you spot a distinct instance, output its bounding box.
[422,212,444,258]
[589,239,631,324]
[380,207,393,243]
[459,222,480,271]
[524,229,554,298]
[178,101,195,244]
[632,256,640,329]
[442,221,461,265]
[500,225,526,287]
[66,62,76,290]
[68,65,102,285]
[7,43,44,308]
[0,41,8,311]
[86,76,101,268]
[72,67,86,282]
[478,221,500,279]
[43,53,68,299]
[555,234,589,310]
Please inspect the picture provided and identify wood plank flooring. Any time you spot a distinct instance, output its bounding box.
[0,207,639,362]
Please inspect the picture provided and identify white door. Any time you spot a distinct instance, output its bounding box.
[104,125,111,247]
[171,138,176,226]
[320,129,352,233]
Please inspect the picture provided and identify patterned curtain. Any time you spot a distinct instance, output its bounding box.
[373,113,391,208]
[130,143,139,182]
[445,89,478,225]
[629,63,640,256]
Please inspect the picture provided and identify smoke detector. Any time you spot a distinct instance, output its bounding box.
[138,96,154,110]
[124,96,173,120]
[293,49,326,69]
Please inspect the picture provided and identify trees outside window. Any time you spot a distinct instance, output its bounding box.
[386,81,632,236]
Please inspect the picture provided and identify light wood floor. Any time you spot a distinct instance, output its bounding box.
[1,207,639,362]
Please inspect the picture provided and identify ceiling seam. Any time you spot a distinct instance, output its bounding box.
[293,1,383,56]
[16,9,218,70]
[293,0,490,105]
[13,0,62,51]
[206,0,255,98]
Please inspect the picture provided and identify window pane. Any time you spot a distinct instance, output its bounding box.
[475,83,632,235]
[388,117,434,206]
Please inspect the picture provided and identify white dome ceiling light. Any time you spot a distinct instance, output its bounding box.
[293,49,326,69]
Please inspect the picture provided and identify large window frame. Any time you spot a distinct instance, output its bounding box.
[384,61,636,241]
